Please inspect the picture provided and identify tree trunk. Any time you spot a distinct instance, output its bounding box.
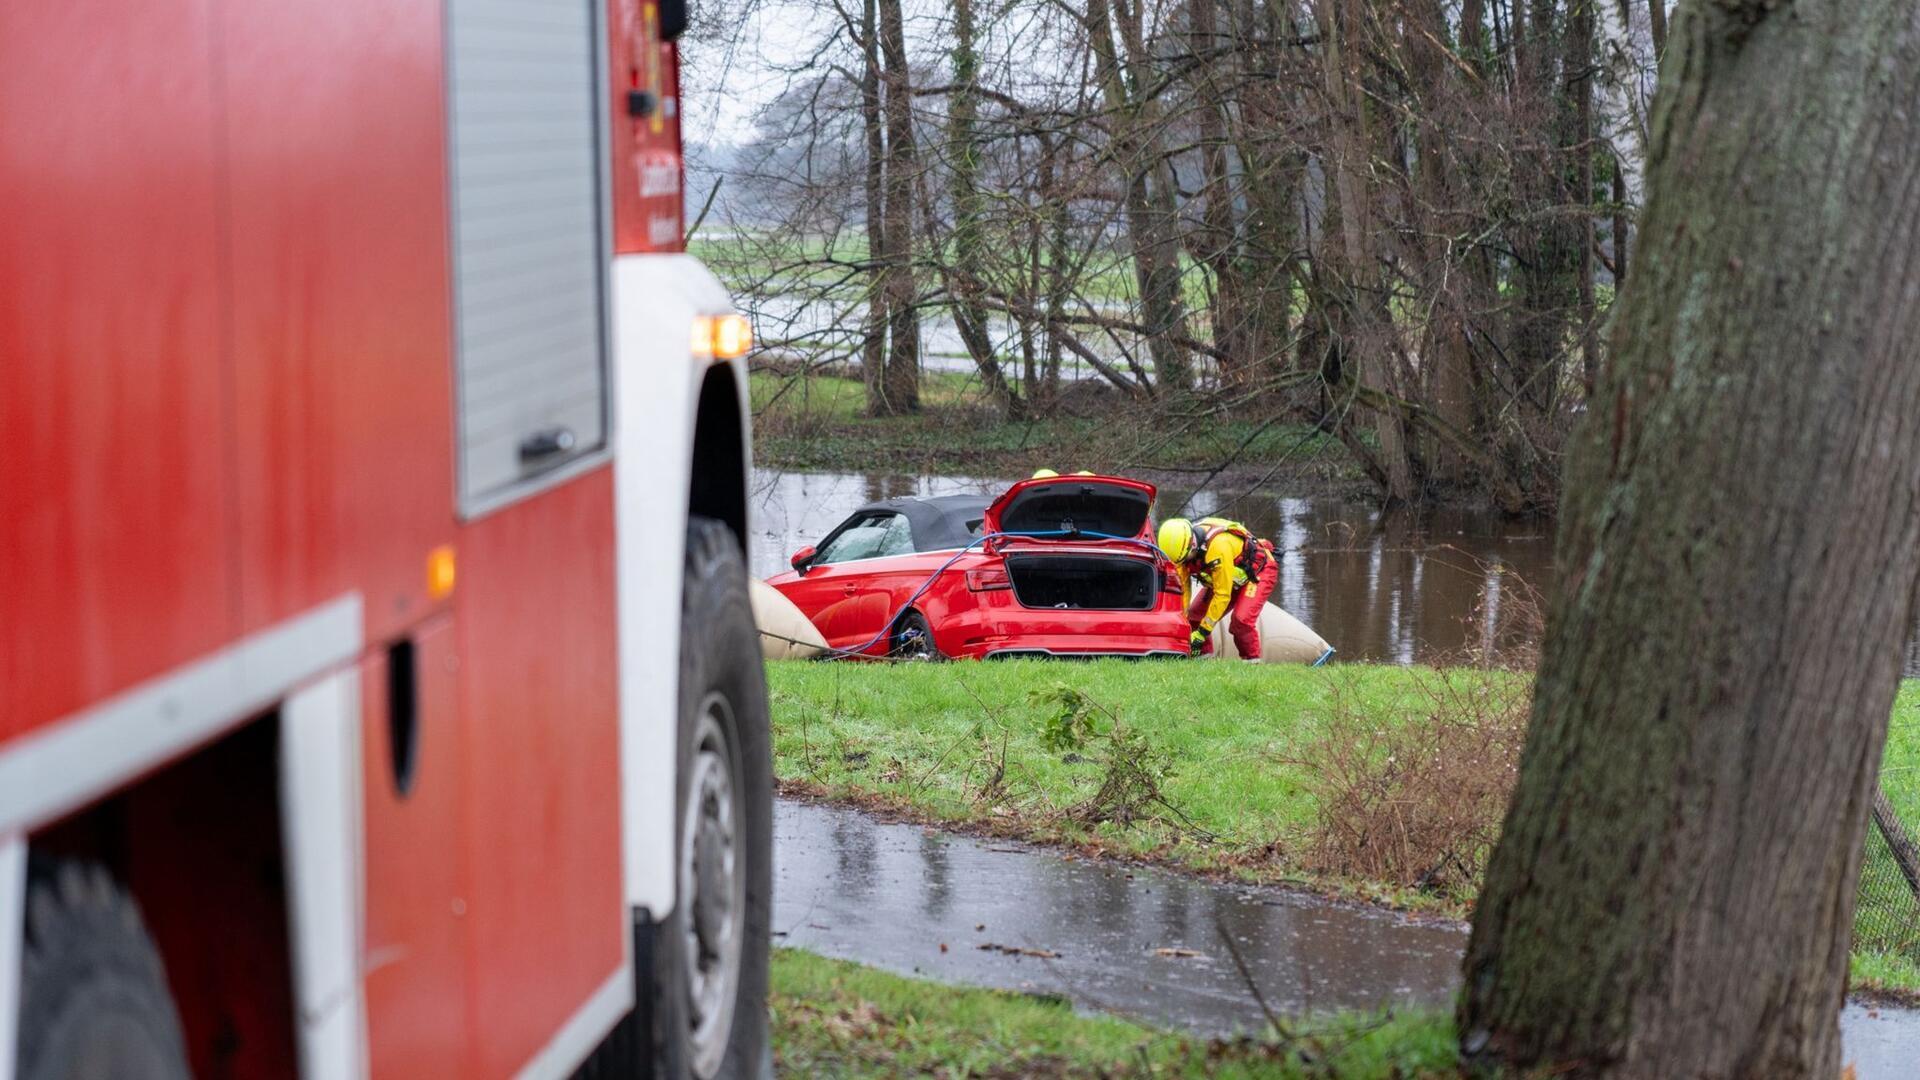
[1085,0,1192,393]
[876,0,920,413]
[1189,0,1247,386]
[1611,152,1629,288]
[1461,1,1920,1075]
[1570,0,1597,392]
[943,0,1022,416]
[1228,0,1300,388]
[1320,0,1415,504]
[859,0,889,415]
[1403,0,1488,494]
[1039,133,1068,408]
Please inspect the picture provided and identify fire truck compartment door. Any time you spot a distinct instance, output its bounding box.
[447,0,609,511]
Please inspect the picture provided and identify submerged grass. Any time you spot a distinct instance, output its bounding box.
[770,947,1459,1078]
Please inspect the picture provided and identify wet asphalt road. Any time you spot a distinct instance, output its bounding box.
[773,797,1920,1078]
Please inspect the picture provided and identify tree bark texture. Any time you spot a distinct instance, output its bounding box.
[1086,0,1191,393]
[1320,0,1415,504]
[1461,1,1920,1076]
[876,0,920,413]
[1189,0,1249,384]
[943,0,1022,416]
[859,0,889,415]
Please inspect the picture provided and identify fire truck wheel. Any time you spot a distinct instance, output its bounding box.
[655,516,772,1080]
[15,858,191,1080]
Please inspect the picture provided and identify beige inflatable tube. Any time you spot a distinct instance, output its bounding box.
[1214,602,1334,664]
[750,578,829,660]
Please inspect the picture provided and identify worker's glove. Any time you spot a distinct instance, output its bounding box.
[1189,629,1209,655]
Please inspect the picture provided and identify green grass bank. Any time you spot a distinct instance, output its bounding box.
[770,948,1457,1078]
[769,658,1452,905]
[766,659,1920,997]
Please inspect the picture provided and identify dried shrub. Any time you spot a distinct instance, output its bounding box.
[1458,560,1547,672]
[1295,668,1529,894]
[1069,724,1175,828]
[1292,576,1543,894]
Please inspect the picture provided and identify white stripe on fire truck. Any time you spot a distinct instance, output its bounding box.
[0,595,364,834]
[512,966,634,1080]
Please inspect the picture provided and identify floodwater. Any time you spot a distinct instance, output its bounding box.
[774,798,1920,1077]
[750,468,1556,667]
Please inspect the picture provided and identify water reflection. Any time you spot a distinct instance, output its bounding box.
[777,798,1920,1075]
[775,798,1465,1028]
[750,468,1555,667]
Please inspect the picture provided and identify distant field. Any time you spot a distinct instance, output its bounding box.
[747,368,1357,486]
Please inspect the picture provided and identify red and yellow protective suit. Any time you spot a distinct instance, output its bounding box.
[1174,517,1279,659]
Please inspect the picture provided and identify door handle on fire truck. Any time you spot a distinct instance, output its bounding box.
[518,426,577,463]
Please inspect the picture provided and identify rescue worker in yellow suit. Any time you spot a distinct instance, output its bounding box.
[1157,516,1279,659]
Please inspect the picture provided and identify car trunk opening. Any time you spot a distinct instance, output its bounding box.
[1005,554,1159,611]
[984,476,1155,540]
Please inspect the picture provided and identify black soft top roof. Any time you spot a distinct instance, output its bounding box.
[850,494,993,553]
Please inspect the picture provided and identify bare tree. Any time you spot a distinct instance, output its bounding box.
[695,0,1652,511]
[874,0,921,412]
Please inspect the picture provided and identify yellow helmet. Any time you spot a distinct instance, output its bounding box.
[1031,468,1060,479]
[1073,470,1096,476]
[1157,517,1198,563]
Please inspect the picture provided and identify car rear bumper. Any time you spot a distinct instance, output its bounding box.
[945,628,1189,661]
[980,645,1187,660]
[932,590,1189,660]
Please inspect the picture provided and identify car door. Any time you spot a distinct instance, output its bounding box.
[814,512,929,649]
[774,513,880,637]
[777,512,900,648]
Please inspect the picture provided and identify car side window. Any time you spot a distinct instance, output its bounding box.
[817,513,910,564]
[874,514,916,558]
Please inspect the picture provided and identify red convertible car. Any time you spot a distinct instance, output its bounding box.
[765,474,1191,659]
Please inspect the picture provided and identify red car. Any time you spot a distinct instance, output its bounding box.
[766,474,1191,659]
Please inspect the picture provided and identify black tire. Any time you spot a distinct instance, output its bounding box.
[649,517,772,1080]
[15,858,190,1080]
[889,610,942,660]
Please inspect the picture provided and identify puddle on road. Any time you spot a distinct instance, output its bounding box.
[774,798,1920,1076]
[775,797,1467,1030]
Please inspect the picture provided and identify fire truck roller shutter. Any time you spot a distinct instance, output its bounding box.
[447,0,610,511]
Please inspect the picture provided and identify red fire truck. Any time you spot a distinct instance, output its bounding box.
[2,0,770,1077]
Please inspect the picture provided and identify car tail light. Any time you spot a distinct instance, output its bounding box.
[966,568,1011,592]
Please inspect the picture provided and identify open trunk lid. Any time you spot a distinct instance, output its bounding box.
[983,475,1156,541]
